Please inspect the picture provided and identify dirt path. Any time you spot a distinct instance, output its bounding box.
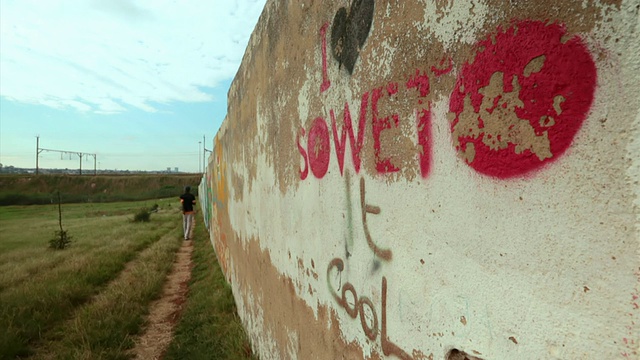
[131,239,193,360]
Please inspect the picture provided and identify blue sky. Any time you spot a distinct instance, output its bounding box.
[0,0,266,172]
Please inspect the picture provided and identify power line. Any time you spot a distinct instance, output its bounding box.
[36,136,96,175]
[97,153,199,157]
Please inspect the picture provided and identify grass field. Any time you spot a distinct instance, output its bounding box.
[0,174,202,205]
[164,215,255,360]
[0,198,253,360]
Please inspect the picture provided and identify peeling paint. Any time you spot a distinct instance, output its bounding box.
[201,1,640,359]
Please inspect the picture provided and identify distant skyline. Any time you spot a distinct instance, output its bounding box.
[0,0,266,172]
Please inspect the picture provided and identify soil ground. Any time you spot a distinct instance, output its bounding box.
[131,238,194,359]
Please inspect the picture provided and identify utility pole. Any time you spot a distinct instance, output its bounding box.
[35,136,95,175]
[202,134,206,174]
[36,136,39,175]
[203,140,212,174]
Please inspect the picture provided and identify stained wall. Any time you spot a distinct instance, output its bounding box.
[201,1,640,358]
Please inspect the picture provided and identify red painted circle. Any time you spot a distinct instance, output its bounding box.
[307,116,331,178]
[449,20,597,178]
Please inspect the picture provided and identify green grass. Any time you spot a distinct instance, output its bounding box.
[164,214,255,360]
[32,226,183,360]
[0,197,254,360]
[0,174,201,205]
[0,198,181,359]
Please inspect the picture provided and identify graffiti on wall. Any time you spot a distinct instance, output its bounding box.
[298,19,597,180]
[210,136,230,277]
[330,0,375,75]
[450,21,597,178]
[297,70,445,180]
[327,178,420,359]
[212,137,228,207]
[312,9,598,360]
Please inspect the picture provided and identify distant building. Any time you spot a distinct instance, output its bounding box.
[167,167,172,173]
[174,167,179,173]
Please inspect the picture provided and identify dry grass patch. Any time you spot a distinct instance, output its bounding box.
[130,239,193,359]
[31,226,183,360]
[163,213,255,360]
[0,198,182,358]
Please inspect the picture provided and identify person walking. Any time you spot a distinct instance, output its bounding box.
[180,186,196,240]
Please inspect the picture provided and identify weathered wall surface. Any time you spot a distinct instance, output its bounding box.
[201,1,640,359]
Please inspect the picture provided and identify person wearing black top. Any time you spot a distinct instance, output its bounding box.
[179,186,196,240]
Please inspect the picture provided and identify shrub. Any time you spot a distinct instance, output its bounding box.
[49,230,72,250]
[49,191,72,250]
[133,208,151,222]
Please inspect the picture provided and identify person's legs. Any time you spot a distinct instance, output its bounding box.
[182,214,189,239]
[183,214,194,240]
[187,213,195,239]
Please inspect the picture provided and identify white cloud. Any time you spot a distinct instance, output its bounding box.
[0,0,266,113]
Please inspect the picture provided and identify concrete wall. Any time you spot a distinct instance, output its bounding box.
[201,1,640,359]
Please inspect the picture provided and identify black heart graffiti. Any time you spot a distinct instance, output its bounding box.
[330,0,375,75]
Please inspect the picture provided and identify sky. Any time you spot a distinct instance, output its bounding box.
[0,0,266,173]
